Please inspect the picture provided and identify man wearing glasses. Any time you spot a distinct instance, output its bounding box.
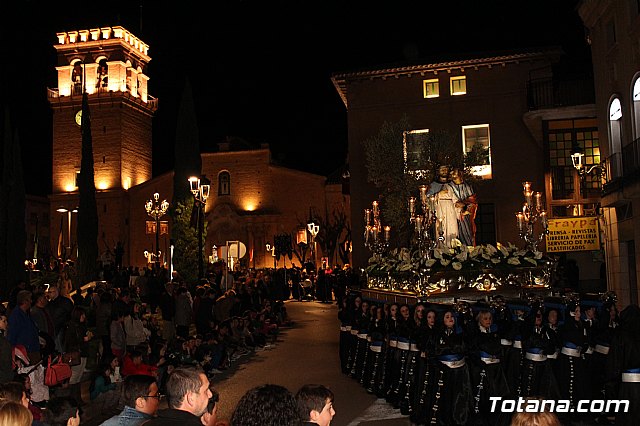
[146,367,213,426]
[100,374,160,425]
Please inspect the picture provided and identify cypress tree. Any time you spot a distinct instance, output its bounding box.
[0,107,27,296]
[76,92,99,286]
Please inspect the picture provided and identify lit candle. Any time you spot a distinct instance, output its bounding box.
[415,216,422,233]
[419,185,428,206]
[522,181,532,193]
[534,192,542,211]
[372,225,379,241]
[364,225,370,244]
[364,209,371,226]
[384,226,391,242]
[372,201,379,216]
[408,197,416,216]
[540,211,548,228]
[516,212,524,232]
[525,191,532,206]
[428,195,436,212]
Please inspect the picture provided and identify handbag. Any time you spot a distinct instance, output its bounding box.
[62,350,81,366]
[44,355,72,387]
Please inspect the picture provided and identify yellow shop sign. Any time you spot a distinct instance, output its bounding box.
[545,217,600,252]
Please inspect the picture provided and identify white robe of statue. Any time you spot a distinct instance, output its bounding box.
[435,183,459,248]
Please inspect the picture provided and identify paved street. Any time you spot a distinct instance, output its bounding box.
[212,300,410,426]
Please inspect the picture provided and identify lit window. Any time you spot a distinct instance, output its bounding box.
[610,98,622,120]
[403,129,430,179]
[423,79,439,98]
[462,124,491,179]
[218,171,230,196]
[450,76,467,96]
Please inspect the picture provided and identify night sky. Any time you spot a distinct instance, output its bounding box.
[1,1,589,196]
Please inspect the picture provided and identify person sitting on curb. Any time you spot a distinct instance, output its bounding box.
[100,374,160,426]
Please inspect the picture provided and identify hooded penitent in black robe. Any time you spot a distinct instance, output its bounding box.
[466,321,511,426]
[520,321,561,400]
[365,314,386,394]
[423,324,472,426]
[410,323,436,425]
[556,311,590,410]
[606,304,640,426]
[503,314,527,396]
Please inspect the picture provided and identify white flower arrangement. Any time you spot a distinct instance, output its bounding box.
[365,239,549,276]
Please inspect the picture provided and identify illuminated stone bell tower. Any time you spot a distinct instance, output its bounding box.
[48,26,158,260]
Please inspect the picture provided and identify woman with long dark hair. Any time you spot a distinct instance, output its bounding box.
[410,307,437,425]
[64,306,93,406]
[423,308,472,425]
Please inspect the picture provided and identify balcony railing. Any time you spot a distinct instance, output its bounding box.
[623,138,640,177]
[46,87,158,110]
[527,77,596,110]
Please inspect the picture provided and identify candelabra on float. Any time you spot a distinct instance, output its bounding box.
[515,182,549,251]
[409,185,441,257]
[364,201,390,259]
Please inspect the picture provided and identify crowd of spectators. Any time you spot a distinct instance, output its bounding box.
[0,260,320,424]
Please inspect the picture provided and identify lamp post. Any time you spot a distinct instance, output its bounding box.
[307,220,320,269]
[145,192,169,269]
[571,151,604,200]
[188,176,210,280]
[56,206,78,255]
[266,242,276,268]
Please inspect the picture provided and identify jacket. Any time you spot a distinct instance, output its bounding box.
[144,408,202,426]
[100,405,154,426]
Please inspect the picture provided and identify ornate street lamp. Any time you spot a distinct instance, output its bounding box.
[188,176,210,279]
[145,192,169,268]
[307,220,320,269]
[56,206,78,259]
[266,242,276,268]
[571,150,604,199]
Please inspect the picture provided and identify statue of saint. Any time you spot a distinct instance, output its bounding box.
[427,165,459,247]
[449,167,478,246]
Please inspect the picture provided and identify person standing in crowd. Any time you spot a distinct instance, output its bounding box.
[8,290,41,364]
[124,303,148,352]
[556,300,589,418]
[520,304,560,400]
[606,304,640,426]
[100,374,160,426]
[365,302,387,395]
[46,284,74,353]
[30,290,56,359]
[410,308,437,425]
[94,291,114,360]
[159,282,176,343]
[397,303,423,416]
[146,367,212,426]
[465,308,510,426]
[295,384,335,426]
[64,306,93,406]
[425,308,472,425]
[231,384,300,426]
[175,286,194,340]
[0,309,15,384]
[503,303,528,396]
